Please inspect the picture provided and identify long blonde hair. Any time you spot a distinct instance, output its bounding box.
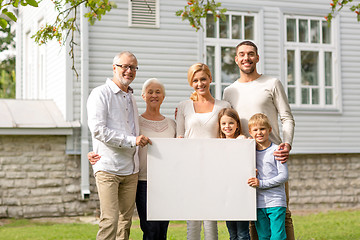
[187,63,212,101]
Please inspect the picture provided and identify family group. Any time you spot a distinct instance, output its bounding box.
[87,41,295,240]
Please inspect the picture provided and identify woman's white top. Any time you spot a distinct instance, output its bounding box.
[176,99,231,138]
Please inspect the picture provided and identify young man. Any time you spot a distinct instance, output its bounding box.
[223,41,295,240]
[247,113,288,240]
[87,51,151,240]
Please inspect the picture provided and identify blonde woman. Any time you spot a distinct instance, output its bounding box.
[176,63,230,240]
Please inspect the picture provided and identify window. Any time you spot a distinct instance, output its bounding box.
[129,0,159,28]
[285,15,336,109]
[205,12,257,99]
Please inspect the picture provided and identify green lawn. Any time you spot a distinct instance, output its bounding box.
[0,210,359,240]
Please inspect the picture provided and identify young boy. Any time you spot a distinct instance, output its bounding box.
[247,113,288,240]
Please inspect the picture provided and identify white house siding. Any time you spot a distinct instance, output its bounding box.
[87,0,199,118]
[19,2,68,118]
[71,37,82,122]
[46,44,67,118]
[17,1,360,153]
[338,11,360,147]
[262,7,281,77]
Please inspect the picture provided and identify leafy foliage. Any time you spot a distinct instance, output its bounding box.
[175,0,227,31]
[32,0,116,46]
[326,0,360,23]
[0,25,15,52]
[31,0,116,77]
[0,25,15,98]
[0,0,226,77]
[0,0,225,47]
[0,0,358,51]
[0,0,39,29]
[0,57,15,98]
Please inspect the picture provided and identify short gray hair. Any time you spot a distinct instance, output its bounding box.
[113,51,137,65]
[142,78,166,96]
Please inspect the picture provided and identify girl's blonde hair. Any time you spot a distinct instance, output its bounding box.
[187,63,212,101]
[217,108,243,138]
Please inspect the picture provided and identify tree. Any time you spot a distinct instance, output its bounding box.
[176,0,226,31]
[1,0,226,46]
[1,0,359,45]
[0,0,226,77]
[326,0,360,23]
[0,57,15,98]
[0,25,15,98]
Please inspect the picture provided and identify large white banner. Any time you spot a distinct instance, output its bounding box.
[147,138,256,221]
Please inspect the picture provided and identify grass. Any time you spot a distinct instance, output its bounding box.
[292,210,360,240]
[0,210,359,240]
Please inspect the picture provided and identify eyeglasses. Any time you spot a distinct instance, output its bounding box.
[115,64,138,71]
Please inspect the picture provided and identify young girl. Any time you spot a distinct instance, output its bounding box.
[217,108,245,139]
[217,108,250,240]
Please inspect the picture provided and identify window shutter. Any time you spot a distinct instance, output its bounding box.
[130,0,159,28]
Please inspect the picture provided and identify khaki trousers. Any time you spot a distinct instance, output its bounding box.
[95,171,138,240]
[250,182,295,240]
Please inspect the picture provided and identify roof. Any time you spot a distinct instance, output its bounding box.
[0,99,80,135]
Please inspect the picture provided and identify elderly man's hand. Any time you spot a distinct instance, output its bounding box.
[88,152,101,165]
[136,135,152,147]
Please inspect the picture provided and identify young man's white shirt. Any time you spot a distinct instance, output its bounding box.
[223,75,295,146]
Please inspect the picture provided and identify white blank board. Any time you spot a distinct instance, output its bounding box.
[147,138,256,221]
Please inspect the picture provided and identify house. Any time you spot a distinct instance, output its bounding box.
[2,0,359,218]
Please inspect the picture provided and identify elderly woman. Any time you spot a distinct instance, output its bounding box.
[89,78,176,240]
[176,63,231,240]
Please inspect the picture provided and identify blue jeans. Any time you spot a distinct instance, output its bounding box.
[226,221,250,240]
[255,207,286,240]
[136,181,169,240]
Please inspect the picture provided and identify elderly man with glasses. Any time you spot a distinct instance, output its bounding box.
[87,51,151,240]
